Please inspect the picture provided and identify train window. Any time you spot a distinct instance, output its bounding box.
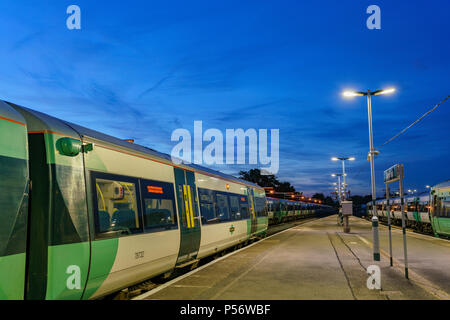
[229,195,241,220]
[254,197,267,217]
[198,188,250,223]
[92,173,142,238]
[140,179,177,232]
[239,196,249,219]
[274,201,281,211]
[200,202,216,223]
[215,193,231,221]
[198,188,217,224]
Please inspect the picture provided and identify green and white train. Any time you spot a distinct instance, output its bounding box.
[0,101,271,300]
[267,198,333,225]
[366,180,450,237]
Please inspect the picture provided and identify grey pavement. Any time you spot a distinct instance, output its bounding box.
[142,215,449,300]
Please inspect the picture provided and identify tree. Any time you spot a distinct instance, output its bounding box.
[349,195,372,206]
[324,196,336,206]
[277,182,296,192]
[312,193,325,201]
[238,169,296,192]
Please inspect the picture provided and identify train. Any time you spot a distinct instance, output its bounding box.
[366,180,450,237]
[267,198,334,224]
[0,100,334,300]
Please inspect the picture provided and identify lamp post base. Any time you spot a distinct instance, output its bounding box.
[343,216,350,233]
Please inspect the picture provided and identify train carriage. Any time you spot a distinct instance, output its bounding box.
[0,101,29,300]
[266,198,331,225]
[430,180,450,237]
[0,101,269,300]
[367,183,448,237]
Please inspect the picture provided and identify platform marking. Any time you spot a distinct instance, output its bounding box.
[132,218,320,300]
[356,234,450,300]
[327,233,357,299]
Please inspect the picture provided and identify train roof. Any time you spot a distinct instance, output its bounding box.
[371,192,430,205]
[266,197,332,208]
[433,180,450,190]
[6,101,262,190]
[0,101,27,125]
[267,197,302,204]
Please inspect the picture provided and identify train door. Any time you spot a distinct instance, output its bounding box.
[431,194,442,235]
[247,188,257,235]
[0,101,29,300]
[174,168,201,265]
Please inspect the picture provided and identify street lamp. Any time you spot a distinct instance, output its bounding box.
[342,88,395,210]
[331,173,346,203]
[342,87,395,261]
[331,156,355,200]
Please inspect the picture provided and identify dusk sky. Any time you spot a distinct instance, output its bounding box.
[0,1,449,196]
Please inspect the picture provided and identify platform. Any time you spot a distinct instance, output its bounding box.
[135,215,450,300]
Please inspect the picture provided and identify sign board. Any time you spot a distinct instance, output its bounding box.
[342,201,353,216]
[384,164,403,183]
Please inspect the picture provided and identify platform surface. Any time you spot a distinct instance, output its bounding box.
[139,215,450,300]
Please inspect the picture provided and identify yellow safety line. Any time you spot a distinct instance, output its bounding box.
[183,185,191,228]
[187,186,195,227]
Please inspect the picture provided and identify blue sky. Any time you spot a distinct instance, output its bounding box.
[0,1,449,196]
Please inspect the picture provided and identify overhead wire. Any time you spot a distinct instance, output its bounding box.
[347,95,449,182]
[376,95,449,149]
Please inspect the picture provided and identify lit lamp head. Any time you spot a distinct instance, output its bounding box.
[373,88,396,95]
[332,156,355,161]
[342,88,395,97]
[342,90,365,97]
